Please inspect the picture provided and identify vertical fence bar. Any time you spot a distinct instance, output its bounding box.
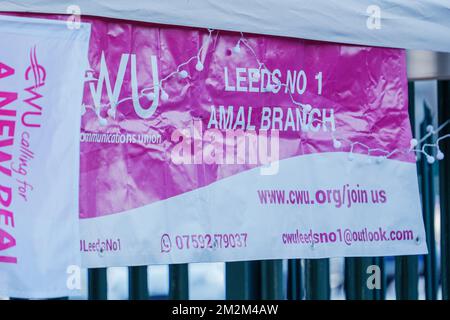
[358,257,385,300]
[438,80,450,300]
[373,257,386,300]
[419,103,438,300]
[169,264,189,300]
[88,268,107,300]
[287,259,303,300]
[128,266,149,300]
[395,81,419,300]
[260,260,283,300]
[395,257,418,299]
[358,258,373,300]
[345,257,384,300]
[344,258,357,300]
[226,261,261,299]
[305,259,330,300]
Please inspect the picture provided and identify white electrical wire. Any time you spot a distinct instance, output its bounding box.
[81,28,450,164]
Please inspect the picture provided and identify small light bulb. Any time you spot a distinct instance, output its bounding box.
[232,43,241,54]
[376,156,384,164]
[146,92,155,100]
[410,138,418,148]
[436,150,444,160]
[303,104,312,112]
[195,60,204,71]
[333,139,342,149]
[98,117,107,126]
[426,125,434,133]
[161,90,169,101]
[107,108,116,118]
[179,70,189,79]
[427,155,435,164]
[84,71,96,82]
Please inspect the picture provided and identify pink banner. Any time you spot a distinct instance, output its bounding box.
[80,17,413,218]
[5,13,426,266]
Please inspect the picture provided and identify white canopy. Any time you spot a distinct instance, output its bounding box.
[1,0,450,52]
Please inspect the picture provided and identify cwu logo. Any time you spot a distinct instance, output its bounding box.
[85,51,160,122]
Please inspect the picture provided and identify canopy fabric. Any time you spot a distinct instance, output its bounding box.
[1,0,449,52]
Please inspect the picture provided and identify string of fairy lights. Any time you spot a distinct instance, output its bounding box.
[82,29,450,165]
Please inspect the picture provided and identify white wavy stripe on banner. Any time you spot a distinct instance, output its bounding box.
[79,152,427,268]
